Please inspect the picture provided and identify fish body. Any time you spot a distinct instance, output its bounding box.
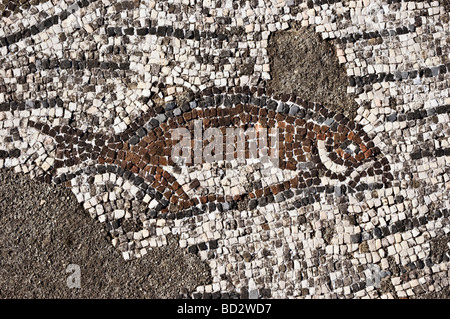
[22,87,392,218]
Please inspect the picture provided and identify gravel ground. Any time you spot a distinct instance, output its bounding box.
[0,168,211,298]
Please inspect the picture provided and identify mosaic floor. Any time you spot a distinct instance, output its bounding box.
[0,0,449,298]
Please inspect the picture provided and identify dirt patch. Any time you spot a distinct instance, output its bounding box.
[266,25,358,118]
[151,86,195,108]
[359,242,369,254]
[415,285,450,299]
[429,234,450,264]
[379,277,398,298]
[121,217,142,234]
[0,168,211,298]
[322,225,335,245]
[437,0,450,12]
[387,256,400,276]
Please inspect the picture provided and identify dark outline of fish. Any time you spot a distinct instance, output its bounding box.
[14,86,393,220]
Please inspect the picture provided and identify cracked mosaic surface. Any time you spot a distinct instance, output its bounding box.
[1,0,449,299]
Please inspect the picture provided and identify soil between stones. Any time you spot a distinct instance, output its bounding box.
[0,168,211,298]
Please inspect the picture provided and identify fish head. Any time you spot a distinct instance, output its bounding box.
[316,117,393,189]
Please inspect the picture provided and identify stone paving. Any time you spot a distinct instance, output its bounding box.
[0,0,449,298]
